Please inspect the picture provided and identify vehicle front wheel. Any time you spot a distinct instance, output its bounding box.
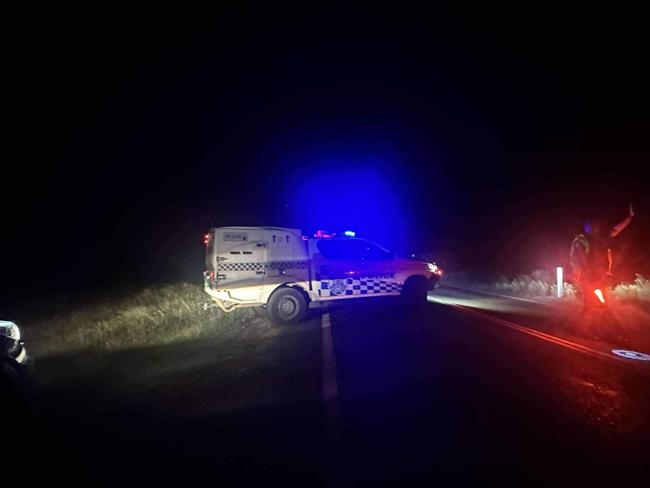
[401,276,429,306]
[266,287,308,325]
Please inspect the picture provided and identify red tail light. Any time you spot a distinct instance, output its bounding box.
[203,233,210,246]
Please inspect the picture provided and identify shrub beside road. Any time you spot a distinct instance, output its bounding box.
[21,283,264,358]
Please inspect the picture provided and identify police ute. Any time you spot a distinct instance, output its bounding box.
[203,227,442,325]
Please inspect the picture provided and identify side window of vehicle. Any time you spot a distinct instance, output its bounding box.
[360,241,394,261]
[317,240,365,260]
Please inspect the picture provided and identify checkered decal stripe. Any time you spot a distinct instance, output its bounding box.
[318,278,402,297]
[218,262,264,272]
[217,261,308,272]
[269,261,308,270]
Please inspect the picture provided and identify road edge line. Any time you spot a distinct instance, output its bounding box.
[451,304,643,366]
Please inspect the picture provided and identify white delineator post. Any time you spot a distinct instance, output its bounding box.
[556,266,563,298]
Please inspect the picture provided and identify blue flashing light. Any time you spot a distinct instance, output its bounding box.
[343,230,356,237]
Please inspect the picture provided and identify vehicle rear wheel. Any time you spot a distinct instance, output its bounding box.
[266,287,308,325]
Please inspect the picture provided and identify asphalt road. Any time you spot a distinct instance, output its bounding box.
[8,288,650,486]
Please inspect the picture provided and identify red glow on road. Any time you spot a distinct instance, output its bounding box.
[594,289,605,303]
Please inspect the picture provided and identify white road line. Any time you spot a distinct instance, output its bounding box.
[441,286,559,306]
[321,312,339,401]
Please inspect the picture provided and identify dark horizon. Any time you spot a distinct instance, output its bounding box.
[4,6,649,303]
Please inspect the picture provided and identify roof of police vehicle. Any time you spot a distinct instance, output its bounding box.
[214,226,301,233]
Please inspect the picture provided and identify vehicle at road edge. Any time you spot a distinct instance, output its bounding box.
[203,227,442,324]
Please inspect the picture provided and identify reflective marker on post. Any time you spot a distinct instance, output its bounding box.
[556,266,563,298]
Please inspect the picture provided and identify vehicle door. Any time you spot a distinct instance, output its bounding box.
[310,238,366,299]
[357,239,401,295]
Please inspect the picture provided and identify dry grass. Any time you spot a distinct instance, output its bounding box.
[442,271,650,303]
[22,283,263,357]
[493,270,579,301]
[612,275,650,302]
[441,270,568,300]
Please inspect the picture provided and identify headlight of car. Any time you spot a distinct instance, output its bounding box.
[427,263,438,273]
[0,320,21,342]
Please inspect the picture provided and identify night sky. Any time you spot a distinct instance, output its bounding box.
[5,6,649,302]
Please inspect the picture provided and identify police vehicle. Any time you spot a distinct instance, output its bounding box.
[203,227,442,325]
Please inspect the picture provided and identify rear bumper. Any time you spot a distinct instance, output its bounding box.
[204,282,260,305]
[203,273,264,311]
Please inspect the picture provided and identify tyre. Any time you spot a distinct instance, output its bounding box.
[401,276,429,306]
[266,287,308,325]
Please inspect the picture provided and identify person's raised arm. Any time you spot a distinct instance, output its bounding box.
[610,203,635,237]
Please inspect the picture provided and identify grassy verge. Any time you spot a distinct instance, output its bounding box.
[442,271,650,303]
[17,283,322,418]
[21,282,267,358]
[612,275,650,302]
